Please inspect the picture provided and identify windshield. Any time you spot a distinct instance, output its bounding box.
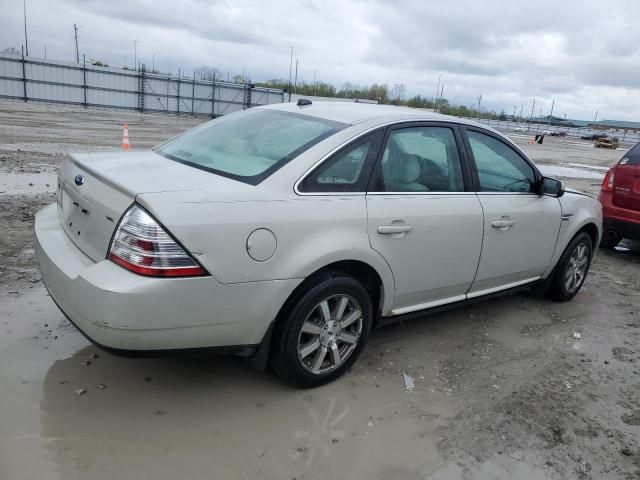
[154,109,346,185]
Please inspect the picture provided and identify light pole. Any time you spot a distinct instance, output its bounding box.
[477,94,482,120]
[132,40,140,71]
[23,0,29,56]
[288,46,293,102]
[313,69,317,95]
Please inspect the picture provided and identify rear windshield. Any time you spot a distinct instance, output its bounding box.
[154,109,346,184]
[622,142,640,165]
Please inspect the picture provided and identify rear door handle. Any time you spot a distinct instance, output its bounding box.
[491,217,515,230]
[377,225,413,234]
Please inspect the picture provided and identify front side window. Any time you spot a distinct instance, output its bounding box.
[298,130,383,192]
[154,109,346,185]
[467,130,536,192]
[373,126,464,192]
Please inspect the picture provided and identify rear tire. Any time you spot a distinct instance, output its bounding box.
[546,232,593,302]
[269,273,373,388]
[600,229,621,250]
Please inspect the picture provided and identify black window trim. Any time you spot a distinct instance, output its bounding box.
[460,125,543,194]
[366,121,476,194]
[294,125,388,195]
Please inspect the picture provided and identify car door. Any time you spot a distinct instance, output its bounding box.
[366,122,484,314]
[462,127,561,296]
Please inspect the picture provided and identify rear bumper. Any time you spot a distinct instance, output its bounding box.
[599,190,640,240]
[34,203,301,352]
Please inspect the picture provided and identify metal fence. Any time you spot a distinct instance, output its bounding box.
[463,117,640,147]
[0,53,284,116]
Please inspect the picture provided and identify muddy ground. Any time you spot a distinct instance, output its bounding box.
[0,100,639,480]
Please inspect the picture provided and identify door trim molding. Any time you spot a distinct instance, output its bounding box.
[390,294,467,316]
[389,276,540,316]
[466,276,540,299]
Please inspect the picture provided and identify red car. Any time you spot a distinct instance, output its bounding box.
[599,142,640,248]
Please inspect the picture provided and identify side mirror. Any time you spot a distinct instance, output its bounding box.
[541,177,564,197]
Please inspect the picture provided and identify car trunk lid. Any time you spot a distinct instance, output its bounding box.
[57,150,252,262]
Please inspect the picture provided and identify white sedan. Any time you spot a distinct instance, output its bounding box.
[35,101,602,387]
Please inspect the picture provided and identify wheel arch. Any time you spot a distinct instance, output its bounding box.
[279,258,392,321]
[575,222,600,251]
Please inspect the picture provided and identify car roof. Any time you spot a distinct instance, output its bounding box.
[261,101,492,130]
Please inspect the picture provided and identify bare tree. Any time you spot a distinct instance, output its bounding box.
[389,83,406,105]
[1,47,21,55]
[196,65,221,81]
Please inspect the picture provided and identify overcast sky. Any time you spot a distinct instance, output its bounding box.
[2,0,640,120]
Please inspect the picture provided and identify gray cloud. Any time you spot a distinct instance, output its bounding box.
[2,0,640,120]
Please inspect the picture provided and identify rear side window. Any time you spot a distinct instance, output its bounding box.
[621,142,640,165]
[154,109,346,185]
[467,130,536,193]
[298,130,383,193]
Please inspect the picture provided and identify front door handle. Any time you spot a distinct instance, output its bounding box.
[377,225,413,234]
[491,217,515,230]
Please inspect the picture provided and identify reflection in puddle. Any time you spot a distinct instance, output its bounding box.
[294,397,348,466]
[537,164,605,180]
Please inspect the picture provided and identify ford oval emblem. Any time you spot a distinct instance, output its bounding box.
[74,174,85,186]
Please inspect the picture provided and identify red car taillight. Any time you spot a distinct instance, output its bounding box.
[108,204,208,277]
[601,168,615,192]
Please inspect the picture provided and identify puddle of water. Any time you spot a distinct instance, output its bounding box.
[564,162,610,172]
[0,172,58,194]
[537,164,605,180]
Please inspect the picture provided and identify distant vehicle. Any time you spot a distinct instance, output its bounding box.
[34,102,602,387]
[542,130,552,136]
[514,125,528,132]
[581,133,608,141]
[599,142,640,248]
[550,131,567,137]
[595,138,619,149]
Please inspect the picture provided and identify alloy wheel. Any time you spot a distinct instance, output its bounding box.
[297,294,363,375]
[565,241,589,293]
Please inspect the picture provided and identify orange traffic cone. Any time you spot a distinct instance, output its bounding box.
[121,123,130,150]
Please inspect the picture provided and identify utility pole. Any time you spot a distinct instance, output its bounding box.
[288,46,293,102]
[132,40,140,71]
[513,105,516,121]
[548,99,555,126]
[434,74,441,112]
[438,84,444,112]
[528,98,536,124]
[23,0,29,56]
[594,109,599,123]
[477,94,482,119]
[294,58,299,95]
[152,53,155,73]
[74,23,79,63]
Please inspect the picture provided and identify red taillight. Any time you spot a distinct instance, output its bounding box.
[601,168,615,192]
[108,204,208,277]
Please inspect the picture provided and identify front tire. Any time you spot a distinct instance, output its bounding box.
[546,232,593,301]
[269,273,373,388]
